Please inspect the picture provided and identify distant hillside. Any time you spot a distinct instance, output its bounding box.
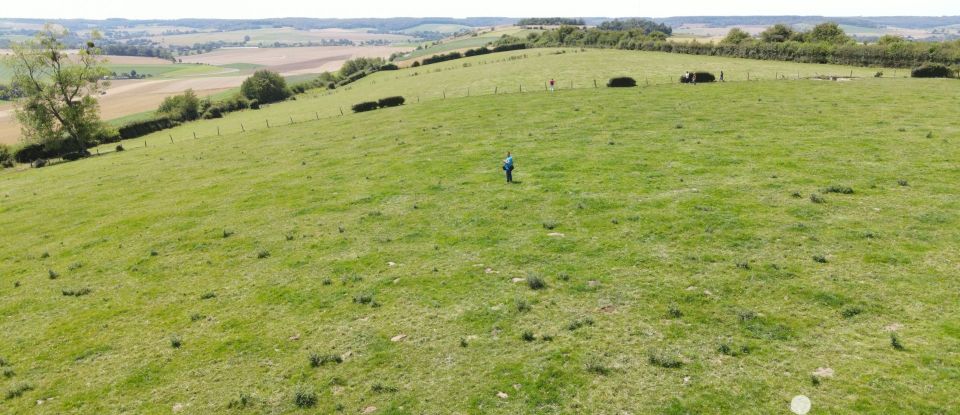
[654,15,960,29]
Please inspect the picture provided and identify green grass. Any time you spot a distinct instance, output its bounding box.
[217,63,264,71]
[2,48,960,413]
[122,48,905,141]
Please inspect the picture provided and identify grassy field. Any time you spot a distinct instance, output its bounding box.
[399,27,541,61]
[153,28,412,47]
[2,48,959,414]
[0,63,224,83]
[398,24,475,34]
[113,48,906,142]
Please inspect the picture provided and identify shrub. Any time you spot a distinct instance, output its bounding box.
[411,61,421,67]
[680,72,716,83]
[667,304,683,318]
[309,353,342,367]
[2,368,13,378]
[526,275,546,290]
[891,333,905,350]
[371,383,398,393]
[13,143,50,164]
[380,63,399,71]
[515,299,531,312]
[567,317,595,331]
[170,335,183,348]
[648,350,683,368]
[293,389,317,408]
[115,144,124,152]
[118,116,180,140]
[5,383,33,400]
[62,150,90,161]
[352,101,379,113]
[810,194,825,204]
[377,96,405,108]
[249,99,260,110]
[353,293,374,305]
[257,250,270,259]
[241,70,291,104]
[812,255,828,263]
[48,269,59,279]
[200,292,216,300]
[157,89,200,121]
[607,77,637,87]
[585,358,611,375]
[841,305,863,318]
[911,63,953,78]
[492,43,527,53]
[422,51,463,65]
[824,185,854,194]
[227,392,254,409]
[464,47,492,57]
[62,288,92,297]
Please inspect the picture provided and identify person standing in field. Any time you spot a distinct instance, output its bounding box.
[549,79,555,92]
[503,152,515,183]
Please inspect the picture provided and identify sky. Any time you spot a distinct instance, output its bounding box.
[0,0,957,20]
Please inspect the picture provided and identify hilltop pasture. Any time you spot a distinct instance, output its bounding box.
[0,45,958,413]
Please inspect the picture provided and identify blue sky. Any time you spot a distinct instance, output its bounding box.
[1,0,957,20]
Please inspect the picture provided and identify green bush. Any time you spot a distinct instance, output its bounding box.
[249,99,260,110]
[118,117,180,140]
[607,77,637,87]
[411,61,421,67]
[241,70,291,104]
[422,52,463,65]
[0,145,13,168]
[352,101,379,113]
[377,96,405,108]
[380,63,399,71]
[202,107,223,119]
[157,89,200,121]
[911,63,953,78]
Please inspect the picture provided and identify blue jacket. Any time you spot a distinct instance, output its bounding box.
[503,156,514,170]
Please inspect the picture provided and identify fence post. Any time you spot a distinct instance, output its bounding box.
[315,112,319,120]
[241,123,246,132]
[217,127,220,136]
[519,84,522,93]
[339,107,344,116]
[289,116,293,125]
[747,71,750,81]
[443,89,446,99]
[570,80,573,89]
[594,79,597,88]
[169,134,173,143]
[467,87,470,97]
[193,132,197,139]
[266,120,270,128]
[495,86,498,94]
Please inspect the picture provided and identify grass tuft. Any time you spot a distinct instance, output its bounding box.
[48,269,59,279]
[823,185,854,194]
[841,305,863,318]
[256,250,271,259]
[812,255,828,264]
[515,299,531,313]
[227,392,254,409]
[5,383,33,400]
[526,275,546,290]
[585,357,611,375]
[648,350,684,368]
[371,383,398,393]
[521,330,535,342]
[567,317,595,331]
[62,288,92,297]
[309,353,342,367]
[667,304,683,319]
[200,292,217,300]
[891,333,905,351]
[293,388,317,408]
[170,335,183,349]
[810,193,825,204]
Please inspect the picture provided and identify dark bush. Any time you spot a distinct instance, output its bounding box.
[411,61,421,67]
[492,43,527,53]
[607,77,637,87]
[380,63,399,71]
[680,72,716,83]
[61,150,90,161]
[118,117,180,140]
[377,96,405,108]
[911,63,953,78]
[249,99,260,110]
[464,47,492,57]
[352,101,379,113]
[422,51,463,65]
[202,107,223,119]
[294,389,317,408]
[14,143,50,164]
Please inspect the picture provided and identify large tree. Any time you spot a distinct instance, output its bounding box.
[5,26,110,151]
[760,24,796,43]
[240,70,290,104]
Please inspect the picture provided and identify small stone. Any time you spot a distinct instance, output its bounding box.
[884,323,903,332]
[388,262,396,267]
[587,280,600,288]
[288,334,300,341]
[363,406,378,414]
[599,305,616,313]
[547,232,565,237]
[393,278,400,284]
[511,277,525,283]
[496,391,509,399]
[812,367,834,378]
[173,403,184,413]
[512,384,522,390]
[391,334,407,342]
[484,267,497,274]
[683,376,691,385]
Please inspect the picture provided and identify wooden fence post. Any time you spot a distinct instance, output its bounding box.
[494,86,498,94]
[169,134,173,143]
[339,107,344,116]
[594,79,597,88]
[193,132,197,139]
[289,116,293,125]
[217,127,220,136]
[315,112,319,120]
[266,120,270,128]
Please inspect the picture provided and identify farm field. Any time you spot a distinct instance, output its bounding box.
[2,46,959,413]
[0,46,409,144]
[153,28,412,47]
[398,27,541,61]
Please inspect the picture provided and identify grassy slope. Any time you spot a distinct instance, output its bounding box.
[2,72,960,413]
[116,48,903,144]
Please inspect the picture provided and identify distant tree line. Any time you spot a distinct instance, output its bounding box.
[517,18,585,26]
[597,18,673,35]
[513,23,960,68]
[100,44,175,60]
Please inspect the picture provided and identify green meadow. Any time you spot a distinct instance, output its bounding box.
[1,48,959,414]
